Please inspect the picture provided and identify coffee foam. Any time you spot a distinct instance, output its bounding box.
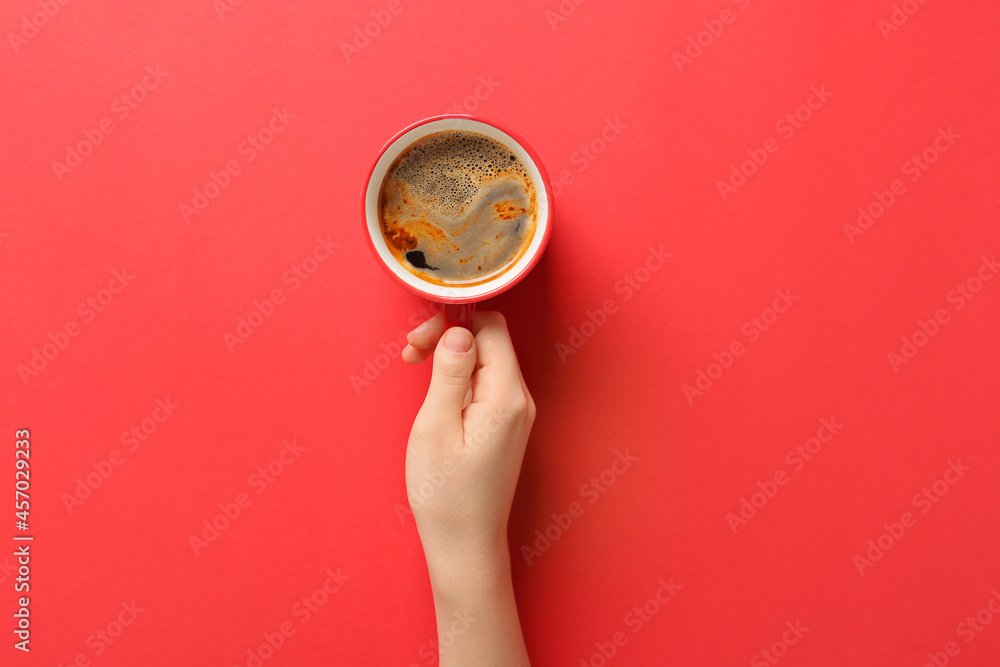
[379,130,537,286]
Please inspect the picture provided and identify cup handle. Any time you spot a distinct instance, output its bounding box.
[443,303,475,330]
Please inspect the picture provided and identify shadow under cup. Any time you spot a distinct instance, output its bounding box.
[362,115,553,323]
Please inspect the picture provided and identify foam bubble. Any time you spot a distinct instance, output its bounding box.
[379,130,537,286]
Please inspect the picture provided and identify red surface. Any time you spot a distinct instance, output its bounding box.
[2,1,999,665]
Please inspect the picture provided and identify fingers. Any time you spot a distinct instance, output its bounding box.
[402,344,434,365]
[408,310,524,386]
[468,311,529,407]
[419,327,477,431]
[403,313,445,365]
[408,309,535,429]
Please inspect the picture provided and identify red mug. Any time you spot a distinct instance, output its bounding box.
[362,115,553,329]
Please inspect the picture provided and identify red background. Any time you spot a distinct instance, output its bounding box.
[3,0,999,665]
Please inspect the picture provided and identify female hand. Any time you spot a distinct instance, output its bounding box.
[402,310,534,666]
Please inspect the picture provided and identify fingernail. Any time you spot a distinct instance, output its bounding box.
[443,328,473,353]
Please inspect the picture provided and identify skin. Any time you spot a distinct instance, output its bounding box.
[403,311,534,667]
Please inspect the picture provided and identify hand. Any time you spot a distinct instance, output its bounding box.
[404,310,535,562]
[403,310,534,666]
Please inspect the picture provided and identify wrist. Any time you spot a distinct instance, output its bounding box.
[425,540,513,604]
[425,543,529,667]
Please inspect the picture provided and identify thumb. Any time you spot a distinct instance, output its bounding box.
[423,327,477,421]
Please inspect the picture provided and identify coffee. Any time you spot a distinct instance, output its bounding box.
[378,130,538,286]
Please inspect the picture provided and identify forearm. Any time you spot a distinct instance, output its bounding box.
[426,547,530,667]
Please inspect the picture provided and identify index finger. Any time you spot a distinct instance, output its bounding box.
[469,310,525,401]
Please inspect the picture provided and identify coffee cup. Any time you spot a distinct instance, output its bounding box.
[362,115,553,327]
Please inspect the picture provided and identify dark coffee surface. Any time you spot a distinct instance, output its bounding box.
[379,130,537,286]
